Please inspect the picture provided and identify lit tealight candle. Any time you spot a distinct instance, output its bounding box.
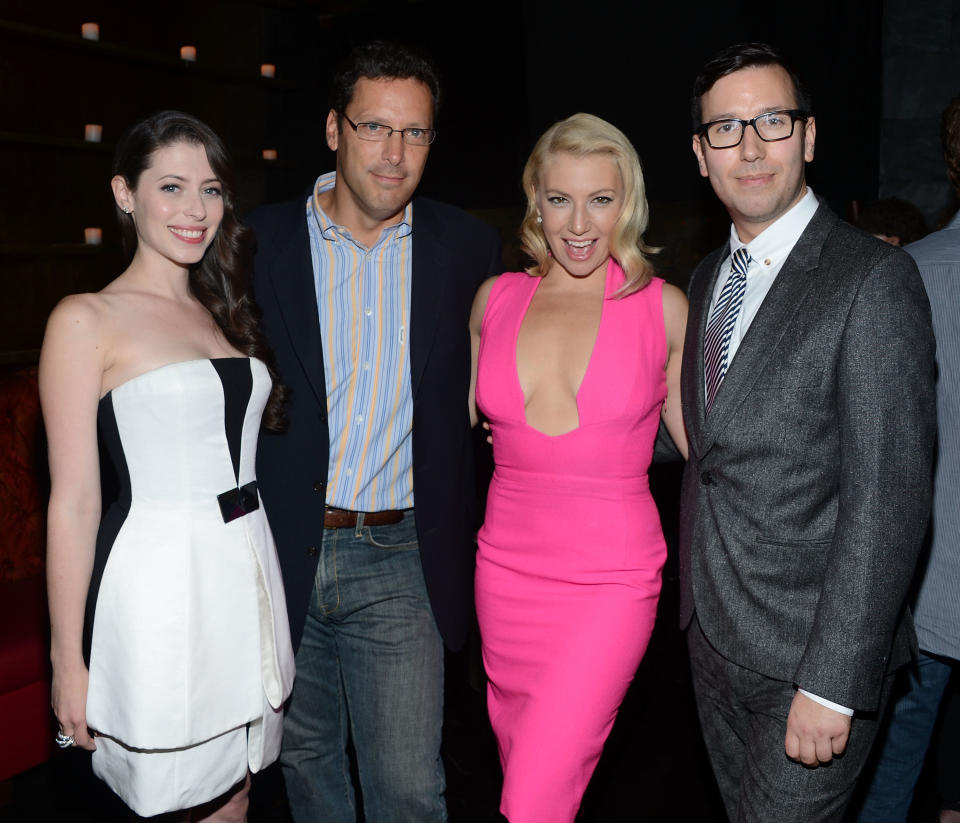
[260,63,276,78]
[180,45,197,62]
[81,22,99,41]
[84,227,103,246]
[84,124,102,143]
[262,149,278,161]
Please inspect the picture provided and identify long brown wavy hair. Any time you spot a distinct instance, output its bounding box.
[112,110,286,430]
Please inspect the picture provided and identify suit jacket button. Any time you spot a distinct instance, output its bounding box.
[700,471,714,486]
[306,545,318,557]
[313,481,324,492]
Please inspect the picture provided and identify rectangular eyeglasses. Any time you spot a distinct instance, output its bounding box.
[340,113,437,146]
[696,110,810,149]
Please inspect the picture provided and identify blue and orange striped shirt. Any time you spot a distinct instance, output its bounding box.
[306,172,414,511]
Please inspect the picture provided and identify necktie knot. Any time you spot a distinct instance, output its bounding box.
[731,247,751,278]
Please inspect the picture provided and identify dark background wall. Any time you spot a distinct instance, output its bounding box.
[0,0,956,359]
[880,0,960,226]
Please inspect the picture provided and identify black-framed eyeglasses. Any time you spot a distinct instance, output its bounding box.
[340,113,437,146]
[696,109,810,149]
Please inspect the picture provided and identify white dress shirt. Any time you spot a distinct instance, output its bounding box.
[708,187,818,362]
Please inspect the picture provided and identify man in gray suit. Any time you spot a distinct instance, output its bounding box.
[680,42,937,822]
[855,92,960,823]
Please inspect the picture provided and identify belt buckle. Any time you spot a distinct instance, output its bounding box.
[324,506,355,529]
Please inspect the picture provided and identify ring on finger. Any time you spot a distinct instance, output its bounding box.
[55,730,76,748]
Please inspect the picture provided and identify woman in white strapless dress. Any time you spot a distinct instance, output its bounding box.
[39,111,295,821]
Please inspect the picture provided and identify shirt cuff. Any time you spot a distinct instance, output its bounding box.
[797,688,854,716]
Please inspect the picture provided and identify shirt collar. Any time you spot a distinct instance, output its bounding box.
[729,187,818,263]
[309,171,413,244]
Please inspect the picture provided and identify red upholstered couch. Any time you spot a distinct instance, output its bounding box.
[0,365,55,781]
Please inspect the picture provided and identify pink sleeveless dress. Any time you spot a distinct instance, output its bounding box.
[475,259,668,823]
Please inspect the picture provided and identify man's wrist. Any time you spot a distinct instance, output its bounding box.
[797,688,854,716]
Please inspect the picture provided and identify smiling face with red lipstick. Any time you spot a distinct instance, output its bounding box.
[692,64,816,243]
[112,140,223,270]
[536,151,624,280]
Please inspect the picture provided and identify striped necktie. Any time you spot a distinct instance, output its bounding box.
[704,247,750,412]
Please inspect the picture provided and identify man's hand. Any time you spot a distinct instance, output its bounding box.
[784,690,851,766]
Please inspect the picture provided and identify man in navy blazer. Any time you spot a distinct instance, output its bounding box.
[246,42,501,822]
[680,42,936,821]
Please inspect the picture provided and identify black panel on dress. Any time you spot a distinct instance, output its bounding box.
[211,358,259,524]
[212,358,252,484]
[84,392,132,664]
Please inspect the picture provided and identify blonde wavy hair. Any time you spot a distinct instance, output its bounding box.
[520,113,658,297]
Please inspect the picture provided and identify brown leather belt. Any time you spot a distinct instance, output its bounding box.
[323,507,406,529]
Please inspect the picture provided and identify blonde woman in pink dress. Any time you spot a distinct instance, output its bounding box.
[468,113,688,823]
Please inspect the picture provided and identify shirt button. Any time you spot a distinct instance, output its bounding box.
[345,467,353,476]
[364,307,372,316]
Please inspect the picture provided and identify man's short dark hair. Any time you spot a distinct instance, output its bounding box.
[691,42,812,130]
[855,198,928,246]
[330,41,441,126]
[942,93,960,195]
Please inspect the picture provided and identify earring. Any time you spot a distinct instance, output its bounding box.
[536,214,542,224]
[122,207,131,214]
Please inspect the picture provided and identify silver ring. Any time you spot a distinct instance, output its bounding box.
[55,730,76,748]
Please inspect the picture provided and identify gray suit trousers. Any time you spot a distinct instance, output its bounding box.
[688,618,895,823]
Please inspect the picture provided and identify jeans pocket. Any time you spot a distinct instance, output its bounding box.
[362,517,419,551]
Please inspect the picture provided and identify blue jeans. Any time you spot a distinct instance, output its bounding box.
[855,651,954,822]
[280,511,447,823]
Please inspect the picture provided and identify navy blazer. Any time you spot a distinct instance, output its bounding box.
[246,192,502,652]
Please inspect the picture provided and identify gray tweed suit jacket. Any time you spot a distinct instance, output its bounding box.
[678,202,937,712]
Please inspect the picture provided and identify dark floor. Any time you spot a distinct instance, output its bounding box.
[0,465,950,821]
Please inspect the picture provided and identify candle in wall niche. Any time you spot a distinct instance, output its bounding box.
[84,227,103,246]
[84,124,102,143]
[81,22,99,40]
[262,149,278,161]
[180,45,197,62]
[260,63,276,78]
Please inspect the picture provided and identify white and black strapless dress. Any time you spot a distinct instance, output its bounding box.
[83,358,295,816]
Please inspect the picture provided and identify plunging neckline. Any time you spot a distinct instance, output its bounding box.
[513,259,612,438]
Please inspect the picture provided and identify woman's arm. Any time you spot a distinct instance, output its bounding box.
[39,294,108,751]
[468,276,498,428]
[661,282,689,460]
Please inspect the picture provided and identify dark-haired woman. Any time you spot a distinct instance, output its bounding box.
[40,111,294,821]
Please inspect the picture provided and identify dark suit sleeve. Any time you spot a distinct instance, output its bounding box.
[483,225,503,281]
[794,251,936,709]
[651,420,683,463]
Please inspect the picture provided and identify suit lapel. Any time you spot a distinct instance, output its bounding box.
[263,198,327,405]
[684,247,726,457]
[701,204,837,448]
[410,199,450,398]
